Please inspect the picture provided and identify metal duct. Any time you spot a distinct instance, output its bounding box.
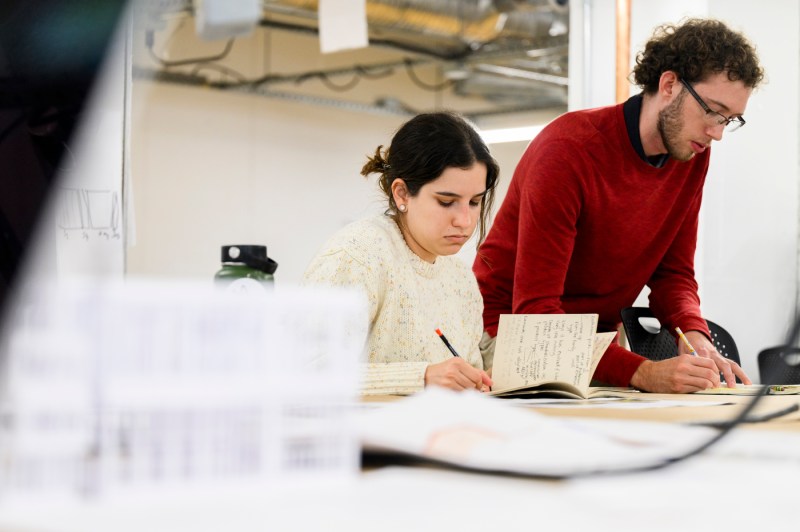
[138,0,570,117]
[261,0,569,55]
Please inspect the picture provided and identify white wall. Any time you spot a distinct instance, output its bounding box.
[130,81,395,283]
[699,1,799,378]
[578,0,799,379]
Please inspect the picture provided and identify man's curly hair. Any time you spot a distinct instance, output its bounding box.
[632,18,764,94]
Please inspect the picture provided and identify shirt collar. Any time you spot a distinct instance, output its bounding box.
[623,93,670,168]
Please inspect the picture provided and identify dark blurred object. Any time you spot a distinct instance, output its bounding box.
[0,1,127,317]
[758,346,800,385]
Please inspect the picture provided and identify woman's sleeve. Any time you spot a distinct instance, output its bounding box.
[303,247,428,395]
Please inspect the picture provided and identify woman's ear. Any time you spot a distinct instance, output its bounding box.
[391,178,409,208]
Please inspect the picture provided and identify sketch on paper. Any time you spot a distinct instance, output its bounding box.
[57,187,121,241]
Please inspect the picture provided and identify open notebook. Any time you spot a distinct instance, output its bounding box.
[489,314,624,399]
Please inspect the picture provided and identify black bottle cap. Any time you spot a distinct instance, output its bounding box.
[221,245,278,274]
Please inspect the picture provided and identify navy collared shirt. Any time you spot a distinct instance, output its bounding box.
[623,93,670,168]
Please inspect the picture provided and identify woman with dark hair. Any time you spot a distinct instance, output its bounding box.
[303,112,499,395]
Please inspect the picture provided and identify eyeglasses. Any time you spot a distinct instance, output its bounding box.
[679,79,746,132]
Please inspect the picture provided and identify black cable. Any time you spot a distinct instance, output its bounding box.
[204,58,399,90]
[403,58,454,91]
[291,63,401,92]
[699,401,799,429]
[567,320,800,479]
[146,30,235,68]
[189,63,248,83]
[354,64,396,80]
[317,74,361,92]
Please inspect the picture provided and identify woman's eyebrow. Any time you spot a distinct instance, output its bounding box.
[434,190,488,198]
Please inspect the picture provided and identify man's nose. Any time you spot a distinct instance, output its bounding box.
[707,122,725,141]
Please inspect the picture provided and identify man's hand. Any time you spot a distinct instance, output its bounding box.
[630,355,720,393]
[680,330,752,387]
[425,358,493,392]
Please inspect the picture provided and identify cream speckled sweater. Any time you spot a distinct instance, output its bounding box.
[302,214,485,395]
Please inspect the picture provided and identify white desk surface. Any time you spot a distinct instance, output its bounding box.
[2,392,799,532]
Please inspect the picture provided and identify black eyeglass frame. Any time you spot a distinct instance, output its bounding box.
[679,78,746,132]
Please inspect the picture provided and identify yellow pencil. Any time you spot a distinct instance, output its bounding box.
[675,327,698,357]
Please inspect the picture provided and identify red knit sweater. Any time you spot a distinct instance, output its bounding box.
[474,102,712,386]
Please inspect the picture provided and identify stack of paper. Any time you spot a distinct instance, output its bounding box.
[0,280,366,500]
[359,387,717,477]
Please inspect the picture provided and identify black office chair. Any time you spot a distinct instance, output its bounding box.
[758,346,800,385]
[620,306,741,366]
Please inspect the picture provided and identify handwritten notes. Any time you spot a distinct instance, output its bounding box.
[491,314,616,399]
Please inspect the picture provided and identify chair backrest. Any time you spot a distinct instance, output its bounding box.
[619,307,676,361]
[758,346,800,384]
[705,319,741,366]
[620,307,741,366]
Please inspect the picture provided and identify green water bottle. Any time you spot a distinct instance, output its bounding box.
[214,245,278,293]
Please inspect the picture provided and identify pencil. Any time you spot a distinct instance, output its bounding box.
[674,327,698,357]
[435,328,461,357]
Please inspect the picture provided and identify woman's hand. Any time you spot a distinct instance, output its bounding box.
[424,357,493,392]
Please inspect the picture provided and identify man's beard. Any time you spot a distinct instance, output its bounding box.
[657,89,692,161]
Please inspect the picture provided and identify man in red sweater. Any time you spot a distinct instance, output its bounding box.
[474,18,764,393]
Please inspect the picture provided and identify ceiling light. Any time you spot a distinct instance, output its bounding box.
[479,125,545,144]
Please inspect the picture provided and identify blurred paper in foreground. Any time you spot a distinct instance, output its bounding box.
[0,279,366,501]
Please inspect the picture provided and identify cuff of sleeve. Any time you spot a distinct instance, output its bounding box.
[592,343,647,387]
[360,362,428,395]
[479,331,496,370]
[675,316,711,340]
